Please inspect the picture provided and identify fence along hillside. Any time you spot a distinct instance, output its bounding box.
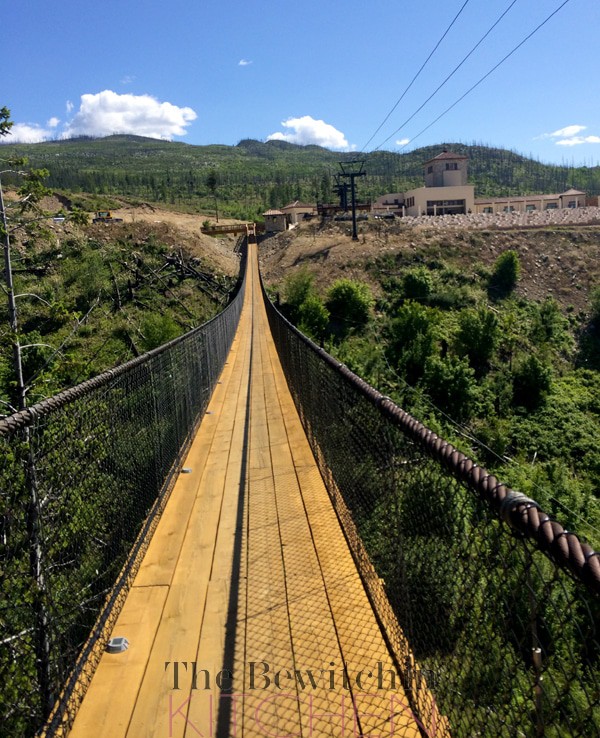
[0,236,598,737]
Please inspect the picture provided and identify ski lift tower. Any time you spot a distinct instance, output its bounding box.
[338,159,366,241]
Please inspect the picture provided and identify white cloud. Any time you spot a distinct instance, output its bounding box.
[47,117,60,128]
[238,59,252,66]
[556,135,600,147]
[3,123,52,143]
[66,100,74,114]
[121,75,136,85]
[547,124,587,138]
[536,124,600,147]
[267,115,352,151]
[396,138,410,146]
[62,90,197,140]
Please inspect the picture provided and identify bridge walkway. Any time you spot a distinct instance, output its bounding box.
[69,243,420,737]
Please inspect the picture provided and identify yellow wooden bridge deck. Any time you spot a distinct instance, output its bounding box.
[69,245,423,738]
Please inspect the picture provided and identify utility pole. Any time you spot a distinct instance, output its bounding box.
[0,176,26,410]
[338,159,366,241]
[1,170,53,715]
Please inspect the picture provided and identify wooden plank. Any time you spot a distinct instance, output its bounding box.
[68,585,168,738]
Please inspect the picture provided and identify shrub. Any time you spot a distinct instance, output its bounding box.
[387,301,438,383]
[326,278,373,331]
[140,314,181,351]
[298,295,330,341]
[530,297,568,347]
[489,250,520,296]
[456,306,498,371]
[402,267,434,301]
[283,268,315,322]
[590,285,600,328]
[512,355,551,410]
[421,355,476,421]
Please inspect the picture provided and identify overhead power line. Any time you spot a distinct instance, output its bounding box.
[373,0,520,152]
[360,0,472,152]
[390,0,574,153]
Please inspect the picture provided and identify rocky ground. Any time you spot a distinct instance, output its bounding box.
[258,216,600,314]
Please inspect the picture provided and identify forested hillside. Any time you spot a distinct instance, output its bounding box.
[1,135,599,221]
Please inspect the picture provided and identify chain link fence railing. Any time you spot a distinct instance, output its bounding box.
[0,247,246,738]
[263,283,600,738]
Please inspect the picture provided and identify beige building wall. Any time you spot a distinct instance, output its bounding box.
[263,211,287,233]
[372,193,406,214]
[474,190,585,214]
[404,185,475,216]
[280,202,317,225]
[424,155,468,187]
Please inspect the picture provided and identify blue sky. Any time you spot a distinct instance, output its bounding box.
[3,0,599,165]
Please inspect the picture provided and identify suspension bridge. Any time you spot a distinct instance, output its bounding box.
[1,239,598,737]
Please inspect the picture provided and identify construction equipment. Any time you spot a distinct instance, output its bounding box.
[93,210,123,223]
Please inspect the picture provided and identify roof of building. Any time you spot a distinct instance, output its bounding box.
[263,209,285,216]
[424,150,468,164]
[281,201,315,210]
[475,189,586,204]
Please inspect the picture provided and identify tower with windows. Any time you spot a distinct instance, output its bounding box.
[424,150,468,188]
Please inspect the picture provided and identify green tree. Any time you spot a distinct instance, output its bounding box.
[489,249,520,297]
[0,106,13,136]
[387,301,438,384]
[282,268,315,323]
[402,266,434,301]
[326,278,373,333]
[206,168,219,222]
[298,295,329,342]
[456,306,498,372]
[421,355,476,421]
[1,107,51,410]
[590,285,600,328]
[512,354,552,410]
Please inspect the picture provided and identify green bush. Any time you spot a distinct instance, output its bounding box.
[530,297,568,347]
[298,295,330,341]
[421,355,476,421]
[490,250,520,296]
[326,278,373,331]
[387,301,438,384]
[283,268,315,322]
[456,306,498,372]
[590,285,600,327]
[140,314,181,351]
[512,354,552,410]
[402,267,434,301]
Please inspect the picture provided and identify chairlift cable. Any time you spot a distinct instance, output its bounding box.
[360,0,472,152]
[389,0,573,153]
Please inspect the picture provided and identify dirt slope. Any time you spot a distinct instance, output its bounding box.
[259,219,600,313]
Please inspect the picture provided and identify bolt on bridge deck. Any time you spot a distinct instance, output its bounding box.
[68,244,431,738]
